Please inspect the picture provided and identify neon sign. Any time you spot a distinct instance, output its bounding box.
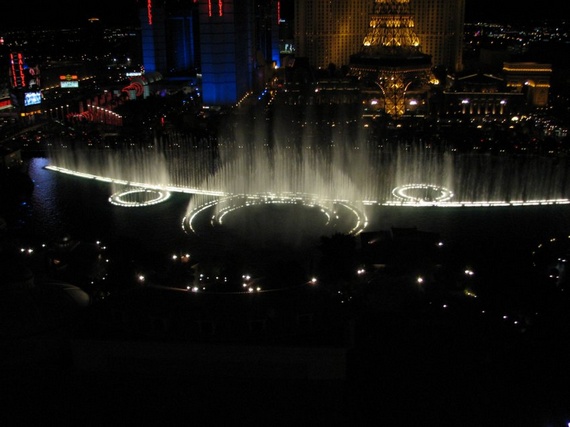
[9,53,26,88]
[208,0,223,17]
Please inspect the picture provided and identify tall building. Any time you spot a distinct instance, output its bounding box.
[198,0,255,106]
[140,3,168,74]
[198,0,280,106]
[166,2,200,75]
[255,0,281,68]
[139,1,280,106]
[411,0,465,72]
[294,0,371,69]
[293,0,464,73]
[348,0,434,117]
[139,0,200,76]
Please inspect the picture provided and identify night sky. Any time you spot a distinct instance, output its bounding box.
[465,0,563,24]
[0,0,565,30]
[2,0,140,29]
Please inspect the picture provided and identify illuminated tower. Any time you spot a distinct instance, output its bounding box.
[293,0,464,73]
[349,0,434,117]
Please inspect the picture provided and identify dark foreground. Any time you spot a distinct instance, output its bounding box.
[1,304,569,427]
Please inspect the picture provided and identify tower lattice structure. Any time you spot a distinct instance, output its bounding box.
[362,0,420,55]
[349,0,434,117]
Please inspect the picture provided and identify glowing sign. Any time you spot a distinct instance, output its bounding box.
[24,91,42,106]
[208,0,223,17]
[9,52,26,88]
[59,74,78,88]
[147,0,153,25]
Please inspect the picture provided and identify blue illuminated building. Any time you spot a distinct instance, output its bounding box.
[139,0,281,106]
[168,10,199,74]
[198,0,253,105]
[139,4,167,74]
[139,1,199,76]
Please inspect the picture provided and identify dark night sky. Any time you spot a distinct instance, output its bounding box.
[1,0,141,29]
[464,0,563,24]
[0,0,565,30]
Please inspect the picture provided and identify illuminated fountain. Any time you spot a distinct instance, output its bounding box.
[46,128,570,240]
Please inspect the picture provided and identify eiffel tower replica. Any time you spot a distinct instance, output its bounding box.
[349,0,434,118]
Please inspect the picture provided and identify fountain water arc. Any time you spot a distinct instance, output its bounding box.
[45,132,570,237]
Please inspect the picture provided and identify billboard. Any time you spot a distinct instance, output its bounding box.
[60,74,79,88]
[24,90,42,106]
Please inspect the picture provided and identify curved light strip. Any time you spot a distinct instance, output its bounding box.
[45,165,227,197]
[184,193,367,236]
[392,183,454,203]
[46,165,570,208]
[216,194,333,225]
[109,188,171,207]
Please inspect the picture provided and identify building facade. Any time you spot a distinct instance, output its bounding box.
[139,0,281,106]
[440,61,553,118]
[293,0,464,73]
[502,62,551,108]
[411,0,465,73]
[139,0,200,75]
[139,4,168,74]
[198,0,255,106]
[294,0,371,69]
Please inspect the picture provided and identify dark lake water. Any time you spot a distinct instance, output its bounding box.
[22,156,570,244]
[4,156,570,301]
[23,157,191,249]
